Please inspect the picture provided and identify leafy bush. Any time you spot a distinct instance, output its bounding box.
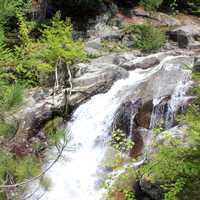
[41,12,86,65]
[123,24,166,52]
[140,0,163,11]
[0,0,31,44]
[0,81,23,112]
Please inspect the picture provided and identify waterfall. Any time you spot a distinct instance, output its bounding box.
[164,79,192,129]
[28,55,192,200]
[149,98,166,130]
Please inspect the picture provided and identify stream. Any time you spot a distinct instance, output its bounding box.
[29,55,192,200]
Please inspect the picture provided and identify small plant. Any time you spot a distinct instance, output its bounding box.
[123,24,166,52]
[111,129,134,152]
[0,81,24,116]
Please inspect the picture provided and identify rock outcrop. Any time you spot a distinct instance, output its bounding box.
[168,24,200,48]
[8,61,128,154]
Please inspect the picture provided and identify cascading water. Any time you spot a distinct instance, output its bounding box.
[29,54,192,200]
[164,80,192,129]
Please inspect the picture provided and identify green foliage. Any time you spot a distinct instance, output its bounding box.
[111,129,134,152]
[43,117,67,147]
[122,189,136,200]
[0,0,31,44]
[41,12,86,65]
[0,12,86,86]
[0,81,23,113]
[162,178,185,200]
[140,0,163,11]
[139,0,200,14]
[47,129,66,147]
[17,12,32,46]
[14,156,41,181]
[0,122,16,139]
[123,24,166,52]
[0,150,41,183]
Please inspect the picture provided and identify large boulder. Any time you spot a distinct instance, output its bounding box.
[120,57,160,71]
[193,57,200,72]
[168,24,200,48]
[132,7,181,27]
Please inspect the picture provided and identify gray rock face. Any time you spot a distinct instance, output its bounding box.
[112,99,142,136]
[194,57,200,72]
[113,52,140,66]
[121,57,160,71]
[70,62,129,107]
[155,125,189,146]
[169,24,200,48]
[132,7,181,27]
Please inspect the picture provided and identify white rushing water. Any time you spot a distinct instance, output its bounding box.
[29,55,191,200]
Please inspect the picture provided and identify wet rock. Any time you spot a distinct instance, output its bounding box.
[135,101,153,128]
[139,178,164,200]
[168,24,200,48]
[193,57,200,72]
[112,54,193,147]
[112,99,142,136]
[85,38,103,56]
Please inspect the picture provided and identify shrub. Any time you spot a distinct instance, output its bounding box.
[0,81,23,112]
[0,150,41,182]
[123,24,166,52]
[140,0,163,11]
